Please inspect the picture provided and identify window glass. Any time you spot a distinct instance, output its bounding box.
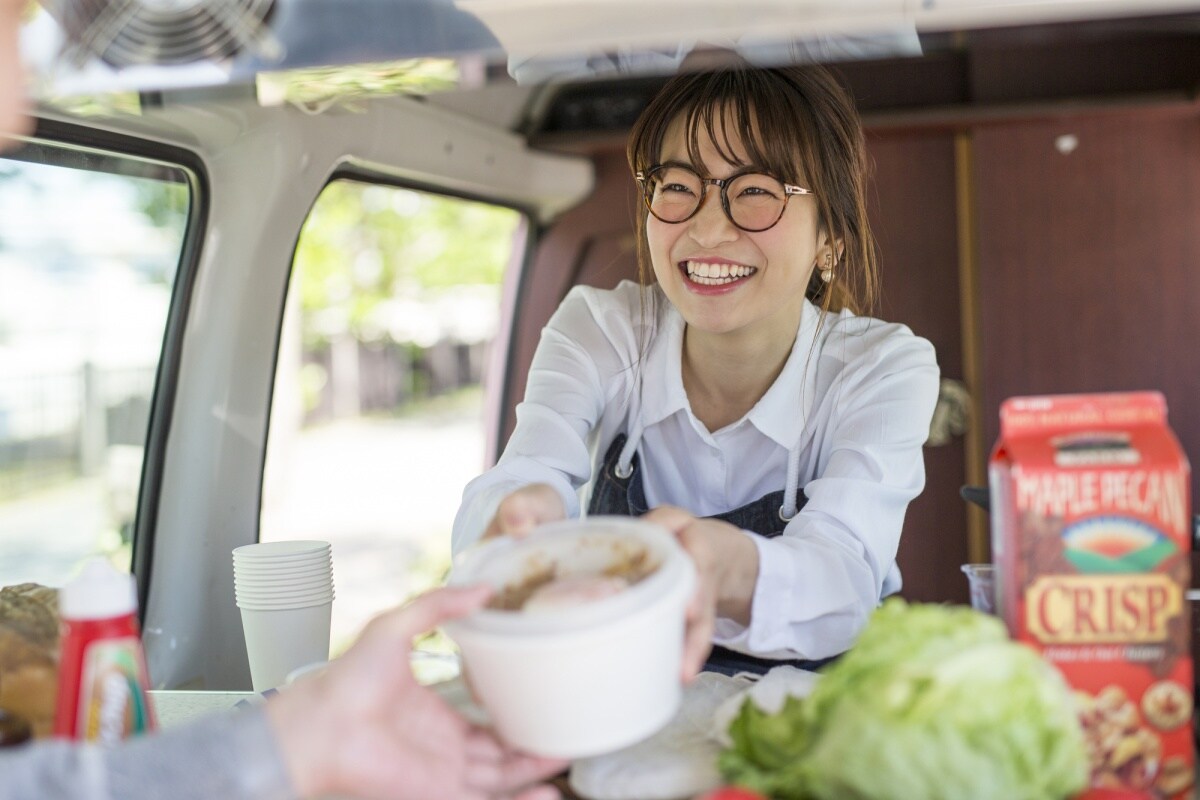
[262,179,524,652]
[0,142,191,587]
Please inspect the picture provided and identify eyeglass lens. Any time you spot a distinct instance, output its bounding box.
[644,165,788,231]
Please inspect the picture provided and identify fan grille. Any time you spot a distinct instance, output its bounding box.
[58,0,277,67]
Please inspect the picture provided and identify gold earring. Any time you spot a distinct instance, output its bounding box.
[820,253,834,283]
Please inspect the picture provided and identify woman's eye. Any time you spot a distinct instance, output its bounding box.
[661,183,696,195]
[738,185,777,198]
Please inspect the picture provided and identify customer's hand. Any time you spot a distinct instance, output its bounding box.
[483,483,566,540]
[266,586,567,800]
[641,506,760,682]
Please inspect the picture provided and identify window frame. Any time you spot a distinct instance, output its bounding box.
[17,117,211,622]
[262,165,537,531]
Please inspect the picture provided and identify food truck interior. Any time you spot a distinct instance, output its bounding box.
[1,0,1198,693]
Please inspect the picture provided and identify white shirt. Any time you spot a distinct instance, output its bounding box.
[453,281,940,659]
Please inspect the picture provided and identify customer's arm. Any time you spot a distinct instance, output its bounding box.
[0,707,293,800]
[266,585,564,800]
[0,587,564,800]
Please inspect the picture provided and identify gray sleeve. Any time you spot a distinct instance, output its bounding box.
[0,707,296,800]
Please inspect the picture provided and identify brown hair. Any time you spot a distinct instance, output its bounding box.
[625,58,878,316]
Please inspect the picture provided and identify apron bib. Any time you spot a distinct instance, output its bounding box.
[587,434,840,676]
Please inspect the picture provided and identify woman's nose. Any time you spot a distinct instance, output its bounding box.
[687,190,739,247]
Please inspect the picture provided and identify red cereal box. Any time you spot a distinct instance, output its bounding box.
[990,392,1193,799]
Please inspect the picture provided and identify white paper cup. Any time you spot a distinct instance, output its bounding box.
[234,565,333,599]
[239,600,333,691]
[236,587,336,606]
[235,592,336,609]
[232,561,331,578]
[234,582,334,597]
[234,573,334,591]
[233,541,331,560]
[236,587,334,603]
[232,554,331,566]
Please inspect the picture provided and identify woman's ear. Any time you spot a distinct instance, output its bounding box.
[815,234,845,266]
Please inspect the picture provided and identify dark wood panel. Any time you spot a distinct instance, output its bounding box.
[499,150,639,445]
[968,35,1200,104]
[867,131,969,604]
[974,114,1200,504]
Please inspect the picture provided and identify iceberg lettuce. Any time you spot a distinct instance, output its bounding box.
[719,600,1088,800]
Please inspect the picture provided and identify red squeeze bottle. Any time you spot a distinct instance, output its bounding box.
[53,558,156,742]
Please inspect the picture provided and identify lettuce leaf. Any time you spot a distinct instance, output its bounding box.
[719,600,1088,800]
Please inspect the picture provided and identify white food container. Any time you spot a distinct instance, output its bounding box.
[444,516,696,759]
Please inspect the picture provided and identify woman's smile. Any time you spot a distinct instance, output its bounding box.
[678,258,759,293]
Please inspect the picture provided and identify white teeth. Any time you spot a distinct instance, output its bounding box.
[683,260,755,285]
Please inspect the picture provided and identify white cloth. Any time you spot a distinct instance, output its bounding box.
[453,281,939,659]
[569,672,752,800]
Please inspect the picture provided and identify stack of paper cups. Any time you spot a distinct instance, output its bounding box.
[233,541,334,692]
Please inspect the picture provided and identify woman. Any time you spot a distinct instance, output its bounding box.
[452,59,940,678]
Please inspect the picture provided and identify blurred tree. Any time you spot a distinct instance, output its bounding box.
[293,180,522,345]
[132,178,189,235]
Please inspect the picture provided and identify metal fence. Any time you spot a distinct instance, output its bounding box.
[0,364,155,498]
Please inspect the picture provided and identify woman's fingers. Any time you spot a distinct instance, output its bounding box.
[682,579,716,681]
[641,504,693,534]
[486,484,566,539]
[643,507,720,681]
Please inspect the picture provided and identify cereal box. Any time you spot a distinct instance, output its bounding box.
[990,392,1193,799]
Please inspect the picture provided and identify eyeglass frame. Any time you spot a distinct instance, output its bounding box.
[634,162,816,233]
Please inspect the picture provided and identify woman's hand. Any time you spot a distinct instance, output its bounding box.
[267,586,567,800]
[482,483,566,540]
[641,506,760,682]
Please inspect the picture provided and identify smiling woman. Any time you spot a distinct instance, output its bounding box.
[452,57,940,679]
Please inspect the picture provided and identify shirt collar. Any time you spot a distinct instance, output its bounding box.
[639,296,824,446]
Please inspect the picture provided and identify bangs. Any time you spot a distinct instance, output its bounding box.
[677,71,812,183]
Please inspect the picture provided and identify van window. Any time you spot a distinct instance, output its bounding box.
[262,178,525,651]
[0,141,191,587]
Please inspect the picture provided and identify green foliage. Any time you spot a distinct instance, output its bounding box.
[293,180,521,345]
[132,179,189,237]
[256,59,459,110]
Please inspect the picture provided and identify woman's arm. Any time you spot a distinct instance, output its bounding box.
[732,329,940,658]
[452,284,647,553]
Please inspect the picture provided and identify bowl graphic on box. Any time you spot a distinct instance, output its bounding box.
[1062,516,1177,573]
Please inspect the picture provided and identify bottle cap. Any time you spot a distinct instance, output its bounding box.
[59,558,137,620]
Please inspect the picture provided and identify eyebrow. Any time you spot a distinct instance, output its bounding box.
[656,159,778,180]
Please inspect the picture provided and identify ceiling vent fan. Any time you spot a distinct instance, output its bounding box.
[45,0,281,69]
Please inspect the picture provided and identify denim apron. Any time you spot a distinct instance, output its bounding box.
[586,433,842,676]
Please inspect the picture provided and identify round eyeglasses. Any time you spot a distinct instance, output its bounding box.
[635,163,815,233]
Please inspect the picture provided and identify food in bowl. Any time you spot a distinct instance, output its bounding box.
[488,542,657,612]
[444,516,696,759]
